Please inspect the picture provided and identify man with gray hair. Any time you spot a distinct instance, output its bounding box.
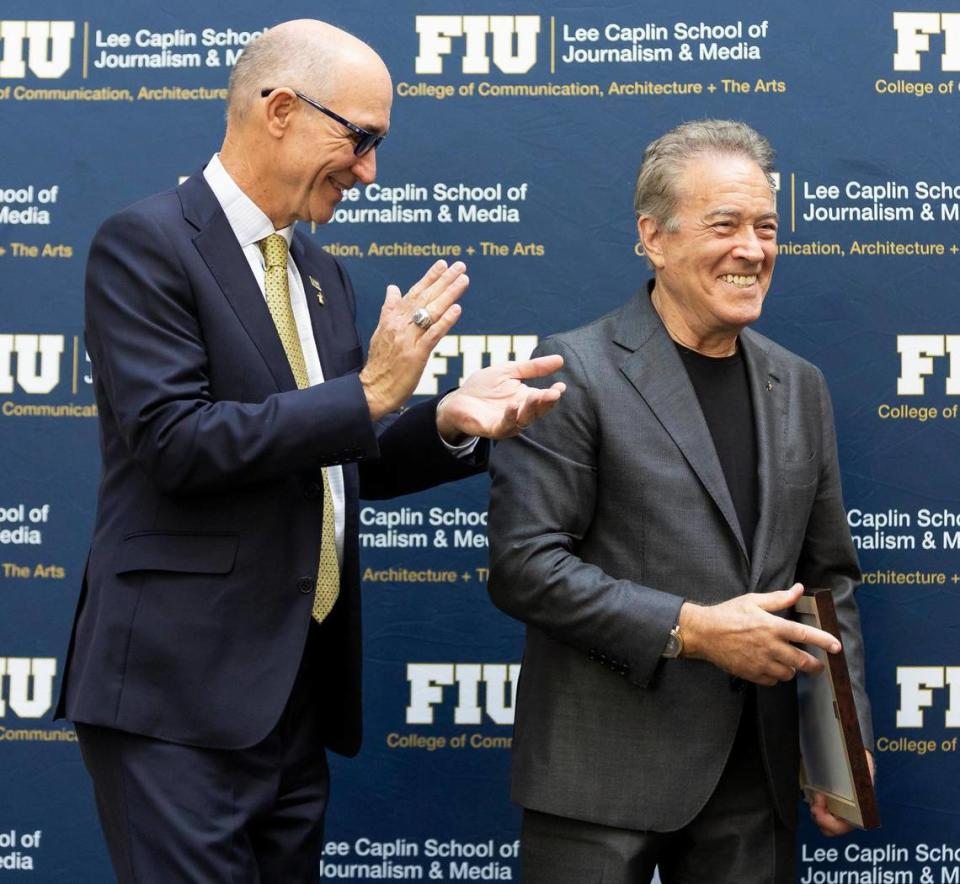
[57,19,564,882]
[487,119,873,882]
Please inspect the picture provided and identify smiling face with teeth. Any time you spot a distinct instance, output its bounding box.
[639,152,778,355]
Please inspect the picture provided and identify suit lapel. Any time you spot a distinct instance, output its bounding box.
[179,172,295,393]
[614,293,748,560]
[740,330,786,590]
[291,234,340,381]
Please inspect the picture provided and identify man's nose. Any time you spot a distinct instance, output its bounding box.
[351,148,377,185]
[732,227,765,263]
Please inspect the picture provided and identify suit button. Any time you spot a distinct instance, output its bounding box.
[304,481,323,500]
[297,576,314,594]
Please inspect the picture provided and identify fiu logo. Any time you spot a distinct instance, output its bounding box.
[406,663,520,725]
[0,334,64,394]
[416,333,538,395]
[896,335,960,395]
[897,666,960,726]
[893,12,960,71]
[0,21,74,79]
[415,15,540,75]
[0,657,57,719]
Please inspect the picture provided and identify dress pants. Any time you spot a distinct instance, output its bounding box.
[76,622,330,884]
[520,688,795,884]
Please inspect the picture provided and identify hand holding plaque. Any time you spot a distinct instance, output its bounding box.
[794,590,880,831]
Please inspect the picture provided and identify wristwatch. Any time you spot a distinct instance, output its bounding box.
[662,623,684,659]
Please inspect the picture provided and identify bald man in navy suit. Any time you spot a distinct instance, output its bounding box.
[57,20,563,883]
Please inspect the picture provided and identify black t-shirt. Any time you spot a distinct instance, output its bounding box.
[675,342,759,556]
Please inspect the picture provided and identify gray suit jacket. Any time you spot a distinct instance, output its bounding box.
[487,290,872,832]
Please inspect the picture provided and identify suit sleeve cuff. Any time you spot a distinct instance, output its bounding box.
[436,391,480,458]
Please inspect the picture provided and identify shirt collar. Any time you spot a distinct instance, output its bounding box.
[203,153,294,251]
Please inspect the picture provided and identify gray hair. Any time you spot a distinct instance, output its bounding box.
[226,27,339,123]
[634,119,775,254]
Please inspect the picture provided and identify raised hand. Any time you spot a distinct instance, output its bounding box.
[360,260,469,420]
[435,355,566,442]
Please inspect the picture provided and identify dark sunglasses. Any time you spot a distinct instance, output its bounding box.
[260,87,386,157]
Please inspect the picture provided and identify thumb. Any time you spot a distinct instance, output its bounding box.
[383,283,402,308]
[755,582,804,613]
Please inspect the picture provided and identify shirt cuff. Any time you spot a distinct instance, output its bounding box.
[437,391,480,458]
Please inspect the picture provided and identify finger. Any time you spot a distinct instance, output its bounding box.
[810,803,853,836]
[483,401,524,440]
[811,810,832,834]
[405,260,449,300]
[520,387,564,424]
[764,661,796,683]
[421,270,470,317]
[753,582,804,613]
[532,382,567,401]
[791,648,825,674]
[373,285,404,333]
[420,303,463,348]
[382,283,402,311]
[507,354,564,379]
[513,387,560,434]
[514,388,552,421]
[783,621,841,654]
[420,262,467,304]
[773,644,825,675]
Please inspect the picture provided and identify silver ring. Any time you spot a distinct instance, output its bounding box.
[411,307,433,330]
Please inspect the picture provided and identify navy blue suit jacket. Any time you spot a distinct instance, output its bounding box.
[57,171,485,755]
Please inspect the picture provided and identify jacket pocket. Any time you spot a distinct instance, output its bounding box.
[115,531,239,575]
[782,452,818,487]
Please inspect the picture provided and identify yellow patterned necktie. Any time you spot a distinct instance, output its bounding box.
[258,233,340,623]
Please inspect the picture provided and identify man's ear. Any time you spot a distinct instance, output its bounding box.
[264,89,298,139]
[637,216,667,270]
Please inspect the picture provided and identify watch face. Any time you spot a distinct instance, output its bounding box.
[663,632,682,658]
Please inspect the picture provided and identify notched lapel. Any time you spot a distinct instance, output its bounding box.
[614,294,748,560]
[740,331,787,590]
[192,208,296,393]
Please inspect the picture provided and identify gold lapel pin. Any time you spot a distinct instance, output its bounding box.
[309,276,325,305]
[766,381,774,391]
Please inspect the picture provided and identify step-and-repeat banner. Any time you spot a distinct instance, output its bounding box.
[3,1,960,880]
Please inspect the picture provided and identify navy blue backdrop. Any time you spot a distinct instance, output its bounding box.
[3,1,960,880]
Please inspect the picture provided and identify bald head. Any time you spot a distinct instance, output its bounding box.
[226,20,390,124]
[218,19,392,229]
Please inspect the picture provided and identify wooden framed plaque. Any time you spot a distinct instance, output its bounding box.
[794,589,880,829]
